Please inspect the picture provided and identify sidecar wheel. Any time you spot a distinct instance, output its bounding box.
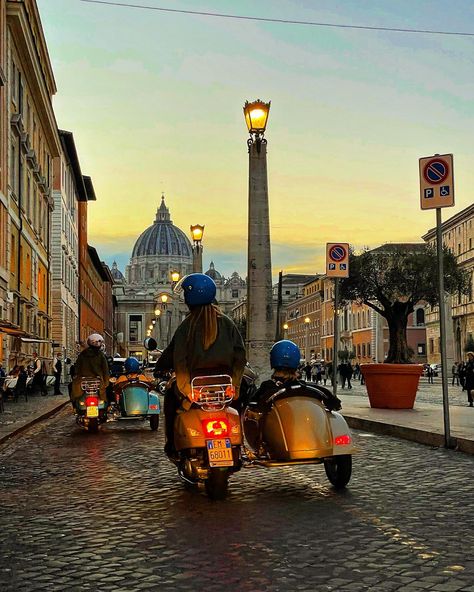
[205,469,229,500]
[324,455,352,489]
[149,415,159,431]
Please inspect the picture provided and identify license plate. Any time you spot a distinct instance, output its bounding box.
[206,438,233,467]
[86,406,99,418]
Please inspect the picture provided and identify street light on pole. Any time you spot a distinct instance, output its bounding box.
[244,99,273,380]
[304,317,311,362]
[283,323,289,339]
[190,224,205,273]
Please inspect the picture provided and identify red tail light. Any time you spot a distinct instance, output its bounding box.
[201,418,230,438]
[334,435,351,446]
[85,396,99,407]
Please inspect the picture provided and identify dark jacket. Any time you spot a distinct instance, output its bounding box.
[465,360,474,392]
[155,311,246,398]
[71,347,110,400]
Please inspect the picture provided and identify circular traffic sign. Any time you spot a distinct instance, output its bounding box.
[423,159,449,185]
[329,244,347,262]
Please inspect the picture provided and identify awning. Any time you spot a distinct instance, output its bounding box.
[0,321,29,337]
[20,337,51,344]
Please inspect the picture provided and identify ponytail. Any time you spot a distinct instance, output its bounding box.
[187,304,221,351]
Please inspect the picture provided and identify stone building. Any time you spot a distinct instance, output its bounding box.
[51,130,87,361]
[1,0,61,367]
[422,203,474,365]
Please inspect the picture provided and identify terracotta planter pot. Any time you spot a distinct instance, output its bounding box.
[360,363,423,409]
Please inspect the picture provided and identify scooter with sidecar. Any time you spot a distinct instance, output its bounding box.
[242,383,356,488]
[109,376,160,431]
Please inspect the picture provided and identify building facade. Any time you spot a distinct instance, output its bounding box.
[423,204,474,365]
[1,0,61,367]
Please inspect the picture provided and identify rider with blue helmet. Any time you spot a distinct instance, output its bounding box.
[114,357,152,390]
[251,340,341,411]
[154,273,246,456]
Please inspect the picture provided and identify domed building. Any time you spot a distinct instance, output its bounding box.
[113,195,247,360]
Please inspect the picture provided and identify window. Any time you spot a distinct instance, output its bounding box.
[417,344,426,355]
[416,308,425,326]
[232,289,239,298]
[129,315,143,343]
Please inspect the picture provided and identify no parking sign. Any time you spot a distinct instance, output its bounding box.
[326,243,349,278]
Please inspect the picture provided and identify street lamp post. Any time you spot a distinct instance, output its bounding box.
[244,99,274,380]
[190,225,204,273]
[283,323,289,340]
[304,317,311,362]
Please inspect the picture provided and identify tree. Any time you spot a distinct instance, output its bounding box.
[340,244,470,364]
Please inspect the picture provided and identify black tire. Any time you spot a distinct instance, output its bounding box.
[324,455,352,489]
[149,415,159,431]
[205,468,229,500]
[87,418,99,434]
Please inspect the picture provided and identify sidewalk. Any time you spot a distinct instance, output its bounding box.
[0,389,69,445]
[339,391,474,454]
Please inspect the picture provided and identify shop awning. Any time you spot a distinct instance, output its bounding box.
[0,321,29,337]
[20,337,51,344]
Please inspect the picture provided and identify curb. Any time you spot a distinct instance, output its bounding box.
[345,415,474,455]
[0,400,69,447]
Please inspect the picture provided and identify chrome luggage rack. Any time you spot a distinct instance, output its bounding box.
[191,374,234,410]
[80,377,102,395]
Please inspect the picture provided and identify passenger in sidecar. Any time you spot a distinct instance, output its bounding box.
[250,340,341,412]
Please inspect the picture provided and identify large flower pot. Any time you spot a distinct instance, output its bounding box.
[360,363,423,409]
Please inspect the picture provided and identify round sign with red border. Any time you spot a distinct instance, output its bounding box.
[329,244,347,262]
[423,159,449,185]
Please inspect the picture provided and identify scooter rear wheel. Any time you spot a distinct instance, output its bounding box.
[149,415,159,431]
[205,468,229,500]
[87,418,99,433]
[324,454,352,489]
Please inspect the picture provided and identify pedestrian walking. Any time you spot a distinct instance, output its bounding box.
[53,352,63,395]
[464,352,474,407]
[321,362,327,385]
[459,362,466,390]
[14,365,28,402]
[452,362,460,386]
[31,352,46,396]
[304,362,312,382]
[427,365,434,384]
[340,362,353,389]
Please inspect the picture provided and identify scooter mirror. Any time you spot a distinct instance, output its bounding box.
[143,337,158,351]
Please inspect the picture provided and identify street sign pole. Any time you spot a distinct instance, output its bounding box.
[333,278,339,399]
[419,152,455,449]
[436,207,452,448]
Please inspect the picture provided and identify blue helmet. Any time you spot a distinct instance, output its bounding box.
[270,340,301,370]
[180,273,216,307]
[124,357,140,373]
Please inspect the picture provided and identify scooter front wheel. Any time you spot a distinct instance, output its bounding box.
[205,468,229,500]
[324,454,352,489]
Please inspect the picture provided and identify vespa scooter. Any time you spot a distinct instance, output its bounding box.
[242,383,356,488]
[109,377,160,431]
[75,378,107,433]
[169,374,242,500]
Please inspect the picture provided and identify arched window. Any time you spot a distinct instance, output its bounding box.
[416,308,425,326]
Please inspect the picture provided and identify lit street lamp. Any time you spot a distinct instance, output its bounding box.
[190,224,205,273]
[244,99,273,380]
[304,317,311,362]
[283,323,289,339]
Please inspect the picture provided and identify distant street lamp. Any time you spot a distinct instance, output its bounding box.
[170,270,180,284]
[161,294,168,305]
[190,224,205,273]
[244,99,273,380]
[154,308,161,317]
[304,317,311,362]
[283,323,289,339]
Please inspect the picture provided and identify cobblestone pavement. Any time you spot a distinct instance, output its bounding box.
[331,376,471,408]
[1,408,474,592]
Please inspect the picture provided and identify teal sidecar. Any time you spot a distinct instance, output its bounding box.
[113,379,160,431]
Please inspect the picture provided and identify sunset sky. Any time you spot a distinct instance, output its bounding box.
[37,0,474,279]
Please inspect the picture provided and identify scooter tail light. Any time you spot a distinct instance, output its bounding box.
[335,434,351,446]
[85,396,99,407]
[201,418,230,438]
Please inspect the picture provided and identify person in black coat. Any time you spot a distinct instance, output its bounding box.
[464,352,474,407]
[14,365,28,402]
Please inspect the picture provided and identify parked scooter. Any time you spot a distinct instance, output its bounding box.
[75,377,107,433]
[242,383,356,488]
[109,376,160,431]
[168,373,242,500]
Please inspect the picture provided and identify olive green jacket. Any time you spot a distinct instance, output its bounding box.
[71,347,110,400]
[155,312,246,398]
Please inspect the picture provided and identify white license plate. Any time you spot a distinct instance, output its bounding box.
[86,406,99,418]
[206,438,233,467]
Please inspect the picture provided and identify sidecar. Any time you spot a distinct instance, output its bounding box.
[112,379,160,431]
[243,387,356,488]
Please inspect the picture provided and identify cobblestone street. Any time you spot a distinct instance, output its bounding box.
[1,408,474,591]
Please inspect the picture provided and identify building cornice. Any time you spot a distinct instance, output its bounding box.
[422,203,474,241]
[7,2,60,156]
